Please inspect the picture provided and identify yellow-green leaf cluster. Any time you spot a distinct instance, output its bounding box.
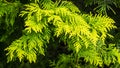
[4,0,119,67]
[5,32,50,63]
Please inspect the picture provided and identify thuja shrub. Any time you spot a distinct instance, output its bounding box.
[0,0,119,68]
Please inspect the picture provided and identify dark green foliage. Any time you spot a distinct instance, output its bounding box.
[0,1,21,42]
[84,0,120,15]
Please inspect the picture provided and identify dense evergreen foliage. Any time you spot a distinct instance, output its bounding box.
[1,0,120,68]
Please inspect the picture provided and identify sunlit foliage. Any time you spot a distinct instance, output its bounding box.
[0,0,120,68]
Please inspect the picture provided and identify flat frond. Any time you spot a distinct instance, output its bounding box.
[5,32,50,63]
